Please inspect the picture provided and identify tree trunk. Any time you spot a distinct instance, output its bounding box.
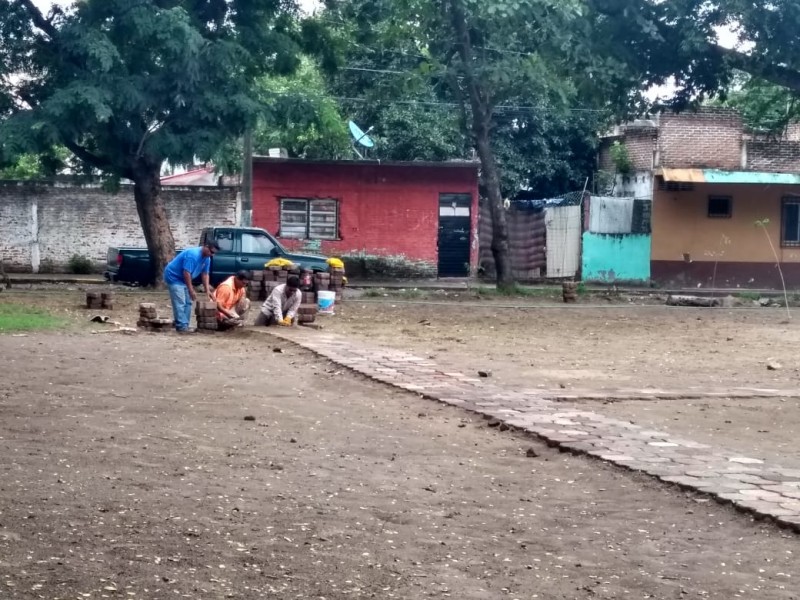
[132,161,176,287]
[472,111,514,290]
[448,0,514,290]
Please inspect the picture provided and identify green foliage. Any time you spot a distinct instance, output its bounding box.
[0,1,304,179]
[711,74,800,135]
[609,141,633,175]
[585,0,800,110]
[318,0,612,197]
[255,59,352,159]
[67,254,94,274]
[0,303,66,333]
[0,154,43,180]
[0,147,71,180]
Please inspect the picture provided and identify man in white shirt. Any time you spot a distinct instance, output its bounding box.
[255,275,302,327]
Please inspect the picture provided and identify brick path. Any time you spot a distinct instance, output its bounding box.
[261,329,800,533]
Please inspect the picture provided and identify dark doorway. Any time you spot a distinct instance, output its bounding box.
[438,194,472,277]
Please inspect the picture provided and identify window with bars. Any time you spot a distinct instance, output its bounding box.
[279,198,339,240]
[782,197,800,247]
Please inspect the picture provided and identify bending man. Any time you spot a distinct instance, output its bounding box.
[256,275,301,327]
[163,240,219,332]
[215,270,252,330]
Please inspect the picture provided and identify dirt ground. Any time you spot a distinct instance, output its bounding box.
[322,298,800,469]
[4,288,800,468]
[1,328,799,600]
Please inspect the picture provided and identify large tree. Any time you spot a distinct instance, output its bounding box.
[320,0,612,289]
[0,0,302,282]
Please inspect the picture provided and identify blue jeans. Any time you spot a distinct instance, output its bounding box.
[167,283,193,331]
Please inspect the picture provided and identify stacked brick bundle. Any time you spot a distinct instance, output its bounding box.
[195,300,218,331]
[329,267,346,302]
[86,291,115,310]
[247,264,299,302]
[136,303,174,331]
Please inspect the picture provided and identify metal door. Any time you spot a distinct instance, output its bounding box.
[438,194,471,277]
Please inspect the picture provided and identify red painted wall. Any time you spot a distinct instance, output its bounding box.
[252,160,479,267]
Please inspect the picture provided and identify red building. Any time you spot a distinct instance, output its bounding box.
[252,158,480,277]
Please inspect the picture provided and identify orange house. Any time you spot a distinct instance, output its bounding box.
[600,108,800,288]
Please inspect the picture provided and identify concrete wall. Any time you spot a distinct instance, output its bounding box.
[0,181,239,272]
[252,161,480,268]
[651,182,800,287]
[583,233,651,282]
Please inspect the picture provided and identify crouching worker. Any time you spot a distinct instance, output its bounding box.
[216,270,252,330]
[255,275,301,327]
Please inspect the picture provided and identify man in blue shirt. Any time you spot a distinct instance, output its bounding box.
[163,240,220,332]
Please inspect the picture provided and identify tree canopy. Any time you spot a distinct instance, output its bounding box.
[0,0,305,280]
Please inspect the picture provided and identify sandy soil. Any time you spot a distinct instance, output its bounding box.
[0,330,798,600]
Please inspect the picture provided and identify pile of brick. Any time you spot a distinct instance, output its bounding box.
[86,291,115,310]
[136,303,174,331]
[241,262,347,326]
[195,300,218,331]
[314,267,345,302]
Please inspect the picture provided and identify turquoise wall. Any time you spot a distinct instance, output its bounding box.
[582,233,651,283]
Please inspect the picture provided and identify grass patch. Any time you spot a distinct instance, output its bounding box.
[0,303,66,333]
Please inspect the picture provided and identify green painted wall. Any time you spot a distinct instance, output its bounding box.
[582,233,651,282]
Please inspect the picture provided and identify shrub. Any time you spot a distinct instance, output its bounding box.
[68,254,94,274]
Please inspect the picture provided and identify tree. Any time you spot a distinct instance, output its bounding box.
[320,0,606,290]
[585,0,800,104]
[710,73,800,136]
[0,0,303,282]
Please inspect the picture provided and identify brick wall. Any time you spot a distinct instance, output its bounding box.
[624,128,657,170]
[252,161,479,268]
[0,181,238,272]
[598,128,656,173]
[746,139,800,172]
[658,108,743,169]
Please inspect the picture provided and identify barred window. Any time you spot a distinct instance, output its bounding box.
[279,198,339,240]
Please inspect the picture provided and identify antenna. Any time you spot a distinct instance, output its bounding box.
[348,120,375,159]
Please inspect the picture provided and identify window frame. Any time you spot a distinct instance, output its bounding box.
[239,231,276,255]
[707,195,733,219]
[279,197,339,240]
[782,196,800,248]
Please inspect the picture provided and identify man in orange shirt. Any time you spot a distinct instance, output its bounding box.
[215,270,252,330]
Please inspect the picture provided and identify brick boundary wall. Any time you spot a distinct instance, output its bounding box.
[0,181,239,273]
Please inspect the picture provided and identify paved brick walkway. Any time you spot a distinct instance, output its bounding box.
[261,329,800,533]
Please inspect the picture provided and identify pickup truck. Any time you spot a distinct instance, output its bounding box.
[105,226,330,286]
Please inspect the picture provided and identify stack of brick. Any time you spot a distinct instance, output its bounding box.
[86,291,115,310]
[248,270,265,302]
[195,300,218,331]
[329,266,345,302]
[137,303,174,331]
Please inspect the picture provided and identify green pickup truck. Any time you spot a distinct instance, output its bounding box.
[105,226,330,286]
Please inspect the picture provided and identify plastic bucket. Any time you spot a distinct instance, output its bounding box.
[317,290,336,315]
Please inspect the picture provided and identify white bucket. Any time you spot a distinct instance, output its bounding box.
[317,290,336,315]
